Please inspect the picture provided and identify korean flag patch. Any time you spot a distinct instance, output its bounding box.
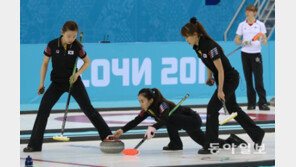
[159,102,168,113]
[68,50,74,55]
[208,47,218,59]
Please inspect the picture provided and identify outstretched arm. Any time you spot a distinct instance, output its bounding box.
[109,111,148,138]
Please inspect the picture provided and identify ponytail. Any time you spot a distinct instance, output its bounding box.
[190,17,197,24]
[181,17,224,52]
[151,88,175,108]
[138,88,175,109]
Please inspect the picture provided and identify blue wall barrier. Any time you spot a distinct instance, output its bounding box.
[21,0,267,44]
[20,41,275,111]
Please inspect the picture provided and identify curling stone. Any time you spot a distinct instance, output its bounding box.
[100,138,124,154]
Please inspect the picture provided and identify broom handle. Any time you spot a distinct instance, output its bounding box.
[134,136,147,149]
[134,131,155,149]
[222,101,229,115]
[168,94,190,116]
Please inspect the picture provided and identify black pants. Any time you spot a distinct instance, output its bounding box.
[206,70,264,144]
[166,108,234,149]
[241,52,267,106]
[28,78,112,149]
[166,109,208,149]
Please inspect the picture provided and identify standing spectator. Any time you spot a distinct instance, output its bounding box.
[235,5,270,110]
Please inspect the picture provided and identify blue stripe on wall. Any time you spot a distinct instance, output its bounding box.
[20,41,275,111]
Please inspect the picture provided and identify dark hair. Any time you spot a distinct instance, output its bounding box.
[62,21,79,32]
[138,88,175,109]
[246,5,258,12]
[181,17,223,52]
[61,21,82,47]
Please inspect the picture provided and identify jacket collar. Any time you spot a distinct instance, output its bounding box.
[58,35,73,49]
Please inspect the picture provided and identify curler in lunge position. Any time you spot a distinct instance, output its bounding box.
[109,88,247,154]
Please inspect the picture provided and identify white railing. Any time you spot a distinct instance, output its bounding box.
[224,0,246,41]
[268,24,275,40]
[255,0,267,19]
[263,2,275,23]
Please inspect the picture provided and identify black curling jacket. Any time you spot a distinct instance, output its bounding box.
[193,35,236,84]
[43,35,87,83]
[121,101,196,132]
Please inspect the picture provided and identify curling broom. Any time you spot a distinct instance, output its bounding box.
[53,32,83,142]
